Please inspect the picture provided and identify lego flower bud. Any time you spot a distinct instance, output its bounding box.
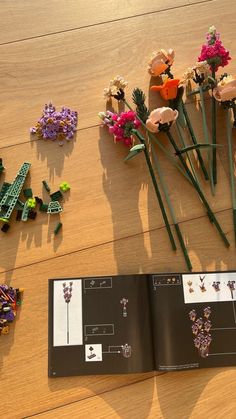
[151,78,180,100]
[146,107,178,133]
[213,76,236,102]
[148,49,175,77]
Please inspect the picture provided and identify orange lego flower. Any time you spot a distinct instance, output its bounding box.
[151,78,180,100]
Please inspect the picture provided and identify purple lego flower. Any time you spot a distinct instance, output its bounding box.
[203,307,211,319]
[204,320,212,332]
[196,318,203,330]
[191,323,199,335]
[189,306,212,358]
[30,103,78,145]
[189,309,197,322]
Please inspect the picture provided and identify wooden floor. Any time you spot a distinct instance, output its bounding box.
[0,0,236,417]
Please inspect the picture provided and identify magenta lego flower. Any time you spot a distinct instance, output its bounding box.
[104,110,141,147]
[198,26,231,72]
[30,103,78,145]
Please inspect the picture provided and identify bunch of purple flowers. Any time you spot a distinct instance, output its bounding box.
[30,103,78,145]
[189,307,212,358]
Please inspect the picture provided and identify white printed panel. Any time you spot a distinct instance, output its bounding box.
[183,273,236,303]
[53,279,83,346]
[85,344,102,362]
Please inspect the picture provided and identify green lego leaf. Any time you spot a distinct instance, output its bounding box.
[124,144,145,162]
[177,143,221,155]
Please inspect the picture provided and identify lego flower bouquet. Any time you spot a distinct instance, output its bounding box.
[99,26,235,269]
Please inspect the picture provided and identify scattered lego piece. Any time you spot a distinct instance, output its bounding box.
[35,196,43,205]
[47,201,62,214]
[23,188,33,198]
[0,158,4,173]
[0,162,31,222]
[16,210,23,221]
[54,222,62,235]
[27,197,36,208]
[1,223,10,233]
[42,180,51,193]
[0,285,23,336]
[15,199,24,210]
[50,190,63,201]
[21,202,30,221]
[0,182,11,201]
[28,210,37,220]
[0,163,70,234]
[60,181,70,192]
[39,203,49,212]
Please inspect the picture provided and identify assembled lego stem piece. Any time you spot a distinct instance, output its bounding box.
[0,162,31,222]
[62,282,73,344]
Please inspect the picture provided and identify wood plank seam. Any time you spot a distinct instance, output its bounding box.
[0,0,213,47]
[0,207,232,276]
[23,373,163,418]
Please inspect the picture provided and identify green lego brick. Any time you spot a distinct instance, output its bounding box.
[54,222,62,235]
[23,188,33,198]
[0,183,11,201]
[39,203,49,212]
[50,190,63,202]
[47,201,62,214]
[42,180,50,193]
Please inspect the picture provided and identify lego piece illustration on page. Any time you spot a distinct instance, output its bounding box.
[183,272,236,303]
[85,344,102,362]
[120,298,128,317]
[53,279,83,346]
[83,277,112,291]
[102,344,132,358]
[84,324,114,337]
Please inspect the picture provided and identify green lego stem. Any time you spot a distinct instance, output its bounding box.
[226,109,236,242]
[123,99,190,182]
[211,67,217,185]
[166,130,230,247]
[199,86,215,195]
[150,138,192,271]
[181,100,209,181]
[132,129,177,251]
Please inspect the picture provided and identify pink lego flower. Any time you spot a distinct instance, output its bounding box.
[99,110,141,147]
[198,26,231,72]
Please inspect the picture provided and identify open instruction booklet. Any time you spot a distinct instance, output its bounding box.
[48,271,236,377]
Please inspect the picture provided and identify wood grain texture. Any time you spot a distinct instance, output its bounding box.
[0,115,234,273]
[0,211,235,418]
[29,369,236,419]
[0,0,234,148]
[0,0,211,44]
[0,0,236,418]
